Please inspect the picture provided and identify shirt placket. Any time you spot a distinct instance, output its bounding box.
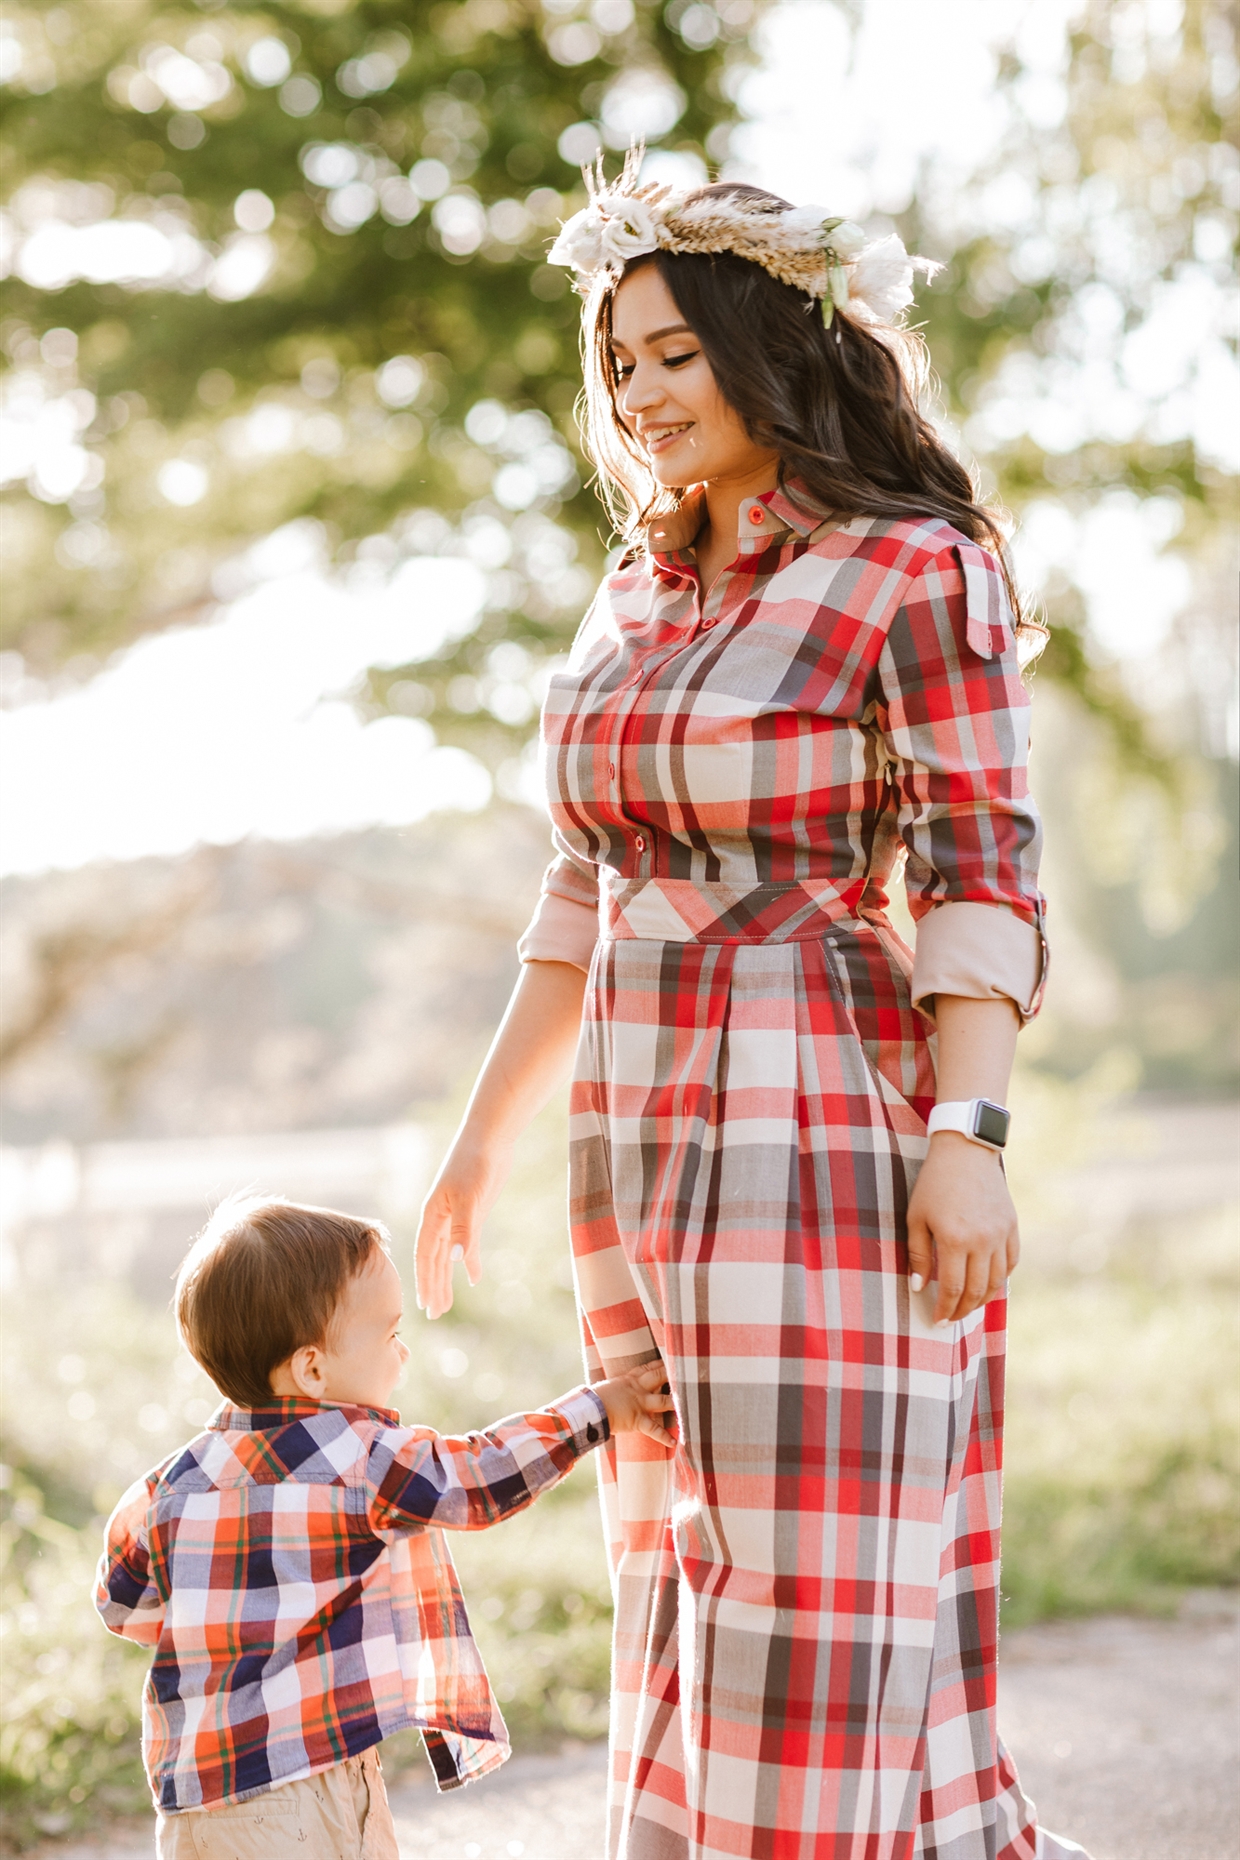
[606,515,790,877]
[605,623,683,877]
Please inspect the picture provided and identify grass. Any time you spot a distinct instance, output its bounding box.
[2,1070,1236,1848]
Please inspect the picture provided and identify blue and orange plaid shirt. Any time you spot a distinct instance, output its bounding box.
[94,1388,609,1812]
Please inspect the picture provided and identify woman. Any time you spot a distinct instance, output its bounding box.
[416,169,1088,1860]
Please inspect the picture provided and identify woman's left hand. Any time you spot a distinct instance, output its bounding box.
[906,1132,1020,1326]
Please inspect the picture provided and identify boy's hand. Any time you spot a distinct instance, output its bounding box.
[593,1363,678,1449]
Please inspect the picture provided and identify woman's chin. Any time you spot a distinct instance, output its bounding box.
[647,449,694,488]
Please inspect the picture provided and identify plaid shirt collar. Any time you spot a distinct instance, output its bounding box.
[207,1397,402,1432]
[644,479,831,586]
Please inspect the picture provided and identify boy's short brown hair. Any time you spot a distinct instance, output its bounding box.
[176,1196,388,1407]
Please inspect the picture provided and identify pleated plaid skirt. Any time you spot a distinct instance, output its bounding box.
[569,921,1042,1860]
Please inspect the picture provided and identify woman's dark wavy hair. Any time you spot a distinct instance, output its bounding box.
[579,181,1037,645]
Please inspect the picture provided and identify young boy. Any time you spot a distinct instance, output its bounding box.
[95,1195,674,1858]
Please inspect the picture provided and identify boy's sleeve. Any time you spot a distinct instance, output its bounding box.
[365,1386,609,1538]
[94,1473,167,1645]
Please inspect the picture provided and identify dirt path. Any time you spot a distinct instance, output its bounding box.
[36,1602,1239,1860]
[995,1605,1239,1860]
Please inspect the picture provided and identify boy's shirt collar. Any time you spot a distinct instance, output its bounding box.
[207,1397,402,1431]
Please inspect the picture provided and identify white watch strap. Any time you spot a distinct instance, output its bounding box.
[926,1101,976,1140]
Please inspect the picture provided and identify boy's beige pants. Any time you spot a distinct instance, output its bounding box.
[155,1748,399,1858]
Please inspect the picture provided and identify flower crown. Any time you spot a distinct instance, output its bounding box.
[548,149,938,327]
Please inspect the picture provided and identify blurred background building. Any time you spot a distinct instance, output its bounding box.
[0,0,1236,1847]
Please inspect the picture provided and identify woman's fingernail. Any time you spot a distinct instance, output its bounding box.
[909,1274,925,1293]
[935,1317,950,1328]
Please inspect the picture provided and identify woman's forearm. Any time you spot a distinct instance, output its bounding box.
[930,994,1020,1106]
[454,959,588,1153]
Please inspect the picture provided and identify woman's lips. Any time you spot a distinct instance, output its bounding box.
[643,422,693,456]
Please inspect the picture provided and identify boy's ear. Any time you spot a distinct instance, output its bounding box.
[269,1344,327,1399]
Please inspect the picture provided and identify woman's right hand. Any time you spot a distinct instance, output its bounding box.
[415,1137,513,1319]
[412,959,589,1320]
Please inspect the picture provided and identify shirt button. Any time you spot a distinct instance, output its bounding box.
[635,836,645,852]
[586,1424,599,1444]
[748,504,766,524]
[608,763,616,780]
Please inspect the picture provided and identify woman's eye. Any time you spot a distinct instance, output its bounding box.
[614,362,634,381]
[663,352,698,369]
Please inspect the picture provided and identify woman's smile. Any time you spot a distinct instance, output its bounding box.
[640,419,695,457]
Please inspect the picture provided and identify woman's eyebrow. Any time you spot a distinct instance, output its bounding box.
[611,323,693,355]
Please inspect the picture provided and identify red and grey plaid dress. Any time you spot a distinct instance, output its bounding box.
[521,485,1066,1860]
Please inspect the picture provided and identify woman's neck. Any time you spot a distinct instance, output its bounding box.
[694,460,781,591]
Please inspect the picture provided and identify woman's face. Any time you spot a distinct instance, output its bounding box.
[610,264,779,490]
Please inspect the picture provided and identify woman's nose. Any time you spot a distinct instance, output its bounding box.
[621,367,662,417]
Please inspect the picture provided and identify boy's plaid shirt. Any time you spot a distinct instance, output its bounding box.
[95,1388,608,1812]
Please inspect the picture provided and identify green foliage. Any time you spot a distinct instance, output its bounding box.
[0,1485,151,1849]
[1,0,747,685]
[1002,1275,1240,1622]
[3,0,1234,775]
[907,0,1237,757]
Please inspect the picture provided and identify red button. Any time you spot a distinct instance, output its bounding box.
[608,763,615,779]
[748,505,765,524]
[635,836,645,852]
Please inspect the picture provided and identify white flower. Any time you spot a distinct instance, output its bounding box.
[848,233,916,322]
[780,209,867,263]
[548,205,607,272]
[781,204,830,238]
[825,219,866,261]
[595,194,661,263]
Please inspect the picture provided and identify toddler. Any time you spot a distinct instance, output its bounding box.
[95,1195,674,1858]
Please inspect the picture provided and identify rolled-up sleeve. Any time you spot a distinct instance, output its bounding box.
[875,540,1048,1022]
[517,834,600,972]
[910,899,1044,1020]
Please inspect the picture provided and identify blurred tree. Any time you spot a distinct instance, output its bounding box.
[0,0,750,734]
[910,0,1237,764]
[1,0,1235,770]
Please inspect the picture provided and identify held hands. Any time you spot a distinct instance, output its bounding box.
[906,1132,1020,1326]
[593,1363,679,1449]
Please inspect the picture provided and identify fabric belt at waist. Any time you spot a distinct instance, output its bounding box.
[597,876,873,946]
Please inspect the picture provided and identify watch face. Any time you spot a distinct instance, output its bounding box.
[974,1101,1010,1148]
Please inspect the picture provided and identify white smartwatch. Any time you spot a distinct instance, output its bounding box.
[926,1098,1011,1152]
